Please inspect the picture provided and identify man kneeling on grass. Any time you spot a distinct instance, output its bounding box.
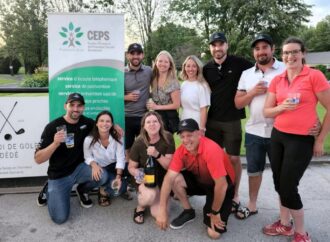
[156,119,235,239]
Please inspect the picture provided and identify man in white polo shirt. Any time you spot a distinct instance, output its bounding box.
[234,34,285,219]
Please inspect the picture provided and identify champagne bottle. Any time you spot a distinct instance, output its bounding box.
[144,155,156,188]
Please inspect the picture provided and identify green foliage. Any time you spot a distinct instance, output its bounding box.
[313,65,330,80]
[21,71,48,87]
[170,0,312,56]
[0,0,48,74]
[314,65,327,74]
[299,15,330,52]
[145,23,203,67]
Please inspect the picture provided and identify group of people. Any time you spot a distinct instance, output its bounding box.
[34,32,330,242]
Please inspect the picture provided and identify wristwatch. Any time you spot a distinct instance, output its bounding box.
[155,152,161,159]
[211,209,220,215]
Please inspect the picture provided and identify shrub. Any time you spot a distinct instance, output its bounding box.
[314,65,330,81]
[21,71,48,87]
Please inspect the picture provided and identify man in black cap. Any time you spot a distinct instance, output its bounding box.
[34,93,108,224]
[234,34,285,219]
[156,118,235,239]
[124,43,152,163]
[203,32,253,213]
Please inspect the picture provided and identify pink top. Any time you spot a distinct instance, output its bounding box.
[268,65,330,135]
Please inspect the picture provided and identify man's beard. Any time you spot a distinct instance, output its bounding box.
[130,59,142,67]
[213,51,226,61]
[257,55,272,65]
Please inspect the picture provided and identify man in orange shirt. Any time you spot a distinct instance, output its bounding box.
[156,119,235,239]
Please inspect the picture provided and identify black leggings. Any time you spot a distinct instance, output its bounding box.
[270,128,314,210]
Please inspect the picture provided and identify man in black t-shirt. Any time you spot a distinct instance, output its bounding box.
[34,93,108,224]
[203,32,253,212]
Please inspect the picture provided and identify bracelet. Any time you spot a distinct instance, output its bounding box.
[155,152,161,159]
[210,209,220,215]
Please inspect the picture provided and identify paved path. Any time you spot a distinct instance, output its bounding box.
[1,164,329,242]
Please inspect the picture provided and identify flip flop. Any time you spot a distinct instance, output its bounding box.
[231,200,241,213]
[235,206,258,220]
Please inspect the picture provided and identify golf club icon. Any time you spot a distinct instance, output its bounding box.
[0,101,25,136]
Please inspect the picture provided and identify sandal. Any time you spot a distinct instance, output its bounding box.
[235,206,258,220]
[231,200,241,213]
[120,191,133,201]
[98,187,111,207]
[133,208,145,224]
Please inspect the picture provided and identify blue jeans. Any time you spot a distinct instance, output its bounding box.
[103,163,128,197]
[47,162,108,224]
[245,133,271,176]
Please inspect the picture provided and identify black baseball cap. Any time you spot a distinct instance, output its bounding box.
[209,32,227,44]
[177,119,199,134]
[66,93,85,105]
[251,34,273,48]
[127,43,143,53]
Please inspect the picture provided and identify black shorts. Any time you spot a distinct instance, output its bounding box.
[125,116,142,150]
[181,170,234,234]
[206,119,242,156]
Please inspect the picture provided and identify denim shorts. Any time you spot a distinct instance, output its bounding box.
[245,133,271,176]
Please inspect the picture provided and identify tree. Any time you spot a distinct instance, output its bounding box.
[146,22,202,68]
[47,0,114,12]
[115,0,165,65]
[300,15,330,52]
[170,0,312,57]
[0,0,48,74]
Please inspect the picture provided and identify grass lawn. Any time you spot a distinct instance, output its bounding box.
[175,104,330,155]
[0,79,15,85]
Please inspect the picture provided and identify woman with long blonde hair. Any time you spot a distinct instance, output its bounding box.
[147,50,180,133]
[180,55,210,135]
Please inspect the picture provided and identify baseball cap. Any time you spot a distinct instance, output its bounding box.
[209,32,227,44]
[127,43,143,53]
[177,119,199,134]
[66,93,85,105]
[251,34,273,48]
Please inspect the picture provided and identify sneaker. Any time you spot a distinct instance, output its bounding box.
[76,185,93,208]
[263,220,294,236]
[292,232,311,242]
[170,209,195,229]
[37,182,48,207]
